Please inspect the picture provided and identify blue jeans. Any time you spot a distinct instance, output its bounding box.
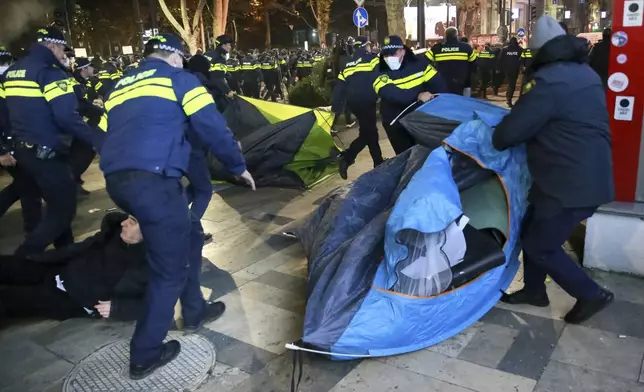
[522,205,603,300]
[106,170,205,366]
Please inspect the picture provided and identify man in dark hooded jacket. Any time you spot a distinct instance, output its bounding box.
[493,16,614,325]
[588,28,611,88]
[497,37,523,107]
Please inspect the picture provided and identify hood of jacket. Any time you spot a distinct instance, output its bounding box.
[531,35,589,71]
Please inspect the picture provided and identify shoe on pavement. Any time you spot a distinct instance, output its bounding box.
[183,301,226,333]
[203,233,213,244]
[338,158,349,180]
[564,289,614,324]
[346,121,357,129]
[129,340,181,380]
[77,185,90,196]
[500,289,550,307]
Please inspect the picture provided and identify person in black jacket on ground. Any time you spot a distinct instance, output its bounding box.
[0,213,147,321]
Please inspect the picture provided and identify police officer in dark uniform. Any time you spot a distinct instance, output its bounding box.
[477,44,496,99]
[261,53,279,102]
[240,52,263,98]
[1,27,103,256]
[205,35,235,113]
[374,35,448,154]
[68,57,104,195]
[95,60,121,99]
[226,54,242,94]
[519,47,534,94]
[332,36,383,179]
[497,37,523,107]
[99,33,256,380]
[426,27,477,95]
[277,49,289,99]
[296,52,314,80]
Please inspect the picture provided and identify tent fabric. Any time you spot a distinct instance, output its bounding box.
[209,96,340,188]
[295,95,531,359]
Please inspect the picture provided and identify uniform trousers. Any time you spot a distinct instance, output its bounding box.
[186,152,213,220]
[343,102,383,166]
[106,170,206,366]
[0,166,42,233]
[521,204,604,300]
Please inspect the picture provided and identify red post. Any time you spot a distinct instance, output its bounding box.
[607,0,644,201]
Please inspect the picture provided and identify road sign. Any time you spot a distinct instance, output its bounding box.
[517,27,526,38]
[353,7,368,28]
[354,0,365,6]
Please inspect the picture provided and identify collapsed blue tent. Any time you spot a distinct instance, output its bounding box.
[293,94,531,359]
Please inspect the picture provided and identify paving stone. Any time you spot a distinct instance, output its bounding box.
[200,258,248,301]
[231,244,304,281]
[237,281,307,314]
[254,270,308,296]
[551,325,644,381]
[495,279,577,321]
[32,319,134,363]
[198,329,278,374]
[195,362,251,392]
[589,269,644,306]
[233,352,360,392]
[249,213,296,226]
[274,256,308,279]
[383,348,536,392]
[482,307,566,380]
[0,339,69,390]
[580,299,644,340]
[458,323,519,368]
[1,358,72,392]
[204,291,302,355]
[332,359,474,392]
[535,361,644,392]
[427,322,481,358]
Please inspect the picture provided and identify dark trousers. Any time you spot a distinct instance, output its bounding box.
[106,170,205,366]
[493,71,503,92]
[344,102,383,166]
[186,152,213,220]
[505,72,519,104]
[68,139,96,184]
[521,205,603,300]
[0,166,43,234]
[479,68,493,97]
[13,148,75,256]
[383,120,416,155]
[243,82,260,99]
[0,256,87,321]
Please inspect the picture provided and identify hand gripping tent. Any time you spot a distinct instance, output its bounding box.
[208,96,340,188]
[291,94,531,359]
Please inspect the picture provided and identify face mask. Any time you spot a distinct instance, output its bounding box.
[0,66,8,75]
[225,53,230,61]
[61,57,71,69]
[168,53,184,69]
[384,56,402,71]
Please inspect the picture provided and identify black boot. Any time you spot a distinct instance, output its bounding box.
[338,157,350,180]
[500,289,550,307]
[564,289,614,324]
[130,340,181,380]
[183,301,227,333]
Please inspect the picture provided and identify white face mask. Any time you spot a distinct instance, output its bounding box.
[0,65,9,75]
[384,56,402,71]
[61,56,71,69]
[225,53,230,61]
[168,53,184,69]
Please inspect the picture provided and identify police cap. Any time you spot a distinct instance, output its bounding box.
[354,36,370,47]
[36,26,67,46]
[216,35,234,46]
[0,45,11,57]
[75,57,92,69]
[381,35,405,56]
[145,33,185,57]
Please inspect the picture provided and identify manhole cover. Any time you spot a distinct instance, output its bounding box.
[63,333,215,392]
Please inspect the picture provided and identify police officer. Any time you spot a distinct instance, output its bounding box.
[69,57,104,195]
[205,35,235,113]
[1,27,103,256]
[497,37,523,107]
[99,33,256,380]
[296,52,314,81]
[426,27,477,95]
[240,52,263,98]
[95,60,121,99]
[519,47,534,94]
[261,53,279,102]
[332,36,382,179]
[226,54,242,95]
[374,35,448,154]
[277,49,289,99]
[477,44,496,99]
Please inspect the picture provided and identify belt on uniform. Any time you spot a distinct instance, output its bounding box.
[16,141,58,159]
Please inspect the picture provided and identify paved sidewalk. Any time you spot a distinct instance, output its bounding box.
[1,117,643,392]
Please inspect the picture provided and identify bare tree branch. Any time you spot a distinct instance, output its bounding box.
[158,0,188,38]
[192,0,208,30]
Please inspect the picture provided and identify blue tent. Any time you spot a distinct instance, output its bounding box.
[294,95,531,359]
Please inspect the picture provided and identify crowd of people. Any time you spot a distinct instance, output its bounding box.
[0,14,615,380]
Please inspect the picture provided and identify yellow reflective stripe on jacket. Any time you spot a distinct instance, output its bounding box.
[4,79,43,98]
[43,79,75,102]
[3,80,40,88]
[98,114,108,132]
[521,51,533,58]
[108,77,172,100]
[0,85,4,99]
[105,85,177,112]
[297,63,313,68]
[468,51,477,62]
[182,87,214,116]
[373,65,438,93]
[478,53,495,59]
[434,52,470,61]
[210,63,227,72]
[340,59,379,80]
[426,51,436,61]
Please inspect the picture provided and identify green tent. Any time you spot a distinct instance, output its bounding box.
[208,96,341,188]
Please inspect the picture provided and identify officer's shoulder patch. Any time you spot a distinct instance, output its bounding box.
[522,79,536,95]
[57,81,68,92]
[377,74,390,83]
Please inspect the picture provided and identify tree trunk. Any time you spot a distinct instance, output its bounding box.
[212,0,228,40]
[310,0,332,47]
[265,9,272,49]
[200,13,206,50]
[221,0,229,35]
[385,0,406,38]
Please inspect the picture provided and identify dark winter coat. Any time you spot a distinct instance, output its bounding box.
[493,35,614,214]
